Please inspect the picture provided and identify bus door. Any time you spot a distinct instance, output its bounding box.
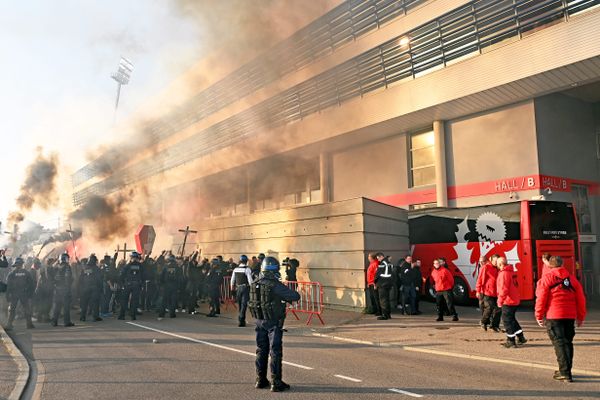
[535,240,576,278]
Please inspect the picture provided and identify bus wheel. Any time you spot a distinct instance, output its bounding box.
[452,277,469,305]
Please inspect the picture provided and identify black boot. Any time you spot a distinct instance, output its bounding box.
[255,376,270,389]
[517,333,527,344]
[238,320,246,327]
[501,337,517,348]
[271,378,290,392]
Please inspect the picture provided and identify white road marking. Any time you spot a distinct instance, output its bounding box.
[333,374,362,383]
[388,388,424,397]
[127,321,314,370]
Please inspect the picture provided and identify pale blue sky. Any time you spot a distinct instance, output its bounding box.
[0,0,203,228]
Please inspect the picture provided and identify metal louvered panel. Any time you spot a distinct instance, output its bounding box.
[73,0,600,205]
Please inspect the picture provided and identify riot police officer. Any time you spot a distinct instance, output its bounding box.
[118,251,145,320]
[231,255,253,327]
[34,258,54,323]
[184,251,202,314]
[52,253,75,327]
[249,257,300,392]
[5,257,35,330]
[159,255,183,318]
[206,258,222,317]
[79,254,103,322]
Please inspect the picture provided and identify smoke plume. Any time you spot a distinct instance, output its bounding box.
[69,193,132,241]
[15,149,59,211]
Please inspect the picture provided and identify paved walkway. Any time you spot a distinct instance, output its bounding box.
[0,333,18,399]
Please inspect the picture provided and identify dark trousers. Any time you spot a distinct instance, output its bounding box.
[142,281,157,311]
[186,281,199,313]
[8,294,32,326]
[236,284,249,322]
[52,289,72,326]
[377,285,392,318]
[435,290,457,318]
[208,287,220,316]
[501,305,522,337]
[35,289,53,321]
[546,319,576,377]
[402,285,417,314]
[101,282,111,314]
[119,285,141,318]
[160,286,178,317]
[368,285,381,315]
[482,296,501,328]
[80,287,100,319]
[255,319,284,380]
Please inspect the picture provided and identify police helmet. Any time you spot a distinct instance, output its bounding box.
[167,254,176,263]
[130,251,141,260]
[60,252,70,263]
[13,257,24,267]
[261,256,280,272]
[258,253,266,260]
[240,255,248,264]
[210,258,220,266]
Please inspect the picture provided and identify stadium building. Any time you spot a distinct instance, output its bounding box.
[73,0,600,308]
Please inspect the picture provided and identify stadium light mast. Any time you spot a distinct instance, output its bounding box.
[111,57,134,116]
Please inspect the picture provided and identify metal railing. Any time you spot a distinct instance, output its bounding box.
[73,0,600,205]
[71,0,430,187]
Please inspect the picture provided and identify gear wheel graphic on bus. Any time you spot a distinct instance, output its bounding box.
[475,212,506,243]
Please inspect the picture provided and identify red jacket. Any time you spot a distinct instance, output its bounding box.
[430,267,454,292]
[497,265,520,307]
[535,267,586,321]
[476,262,498,297]
[367,259,378,286]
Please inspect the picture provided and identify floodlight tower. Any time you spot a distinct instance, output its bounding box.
[111,57,134,114]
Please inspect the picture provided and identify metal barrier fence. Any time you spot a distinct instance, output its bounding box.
[220,276,237,310]
[285,281,325,326]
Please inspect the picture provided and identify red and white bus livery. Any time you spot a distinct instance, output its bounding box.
[409,201,580,304]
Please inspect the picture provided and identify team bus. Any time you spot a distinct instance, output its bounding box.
[409,201,580,304]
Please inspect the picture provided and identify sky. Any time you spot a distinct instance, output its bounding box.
[0,0,203,229]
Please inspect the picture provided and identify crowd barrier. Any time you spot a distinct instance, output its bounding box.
[284,281,325,326]
[220,276,237,310]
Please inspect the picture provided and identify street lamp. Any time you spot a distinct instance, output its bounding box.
[111,57,134,111]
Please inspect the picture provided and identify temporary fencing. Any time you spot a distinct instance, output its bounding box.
[285,281,325,326]
[220,276,237,310]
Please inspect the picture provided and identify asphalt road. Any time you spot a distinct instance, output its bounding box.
[8,312,600,400]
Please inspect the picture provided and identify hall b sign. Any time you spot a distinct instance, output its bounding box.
[493,175,569,193]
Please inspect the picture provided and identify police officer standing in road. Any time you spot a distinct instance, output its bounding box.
[231,255,253,327]
[375,252,394,320]
[249,257,300,392]
[79,254,103,322]
[206,258,222,317]
[118,251,145,320]
[5,257,35,330]
[51,253,75,327]
[159,254,183,318]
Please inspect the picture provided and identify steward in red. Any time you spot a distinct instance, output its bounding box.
[535,256,586,382]
[366,254,381,317]
[430,259,458,322]
[496,257,526,348]
[476,255,500,332]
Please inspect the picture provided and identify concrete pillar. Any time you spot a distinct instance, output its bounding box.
[433,120,448,208]
[319,153,331,203]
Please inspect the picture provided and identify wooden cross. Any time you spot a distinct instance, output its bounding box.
[66,224,79,260]
[178,225,197,257]
[115,243,131,260]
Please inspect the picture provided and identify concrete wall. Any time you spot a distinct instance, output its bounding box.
[195,197,409,310]
[331,135,408,201]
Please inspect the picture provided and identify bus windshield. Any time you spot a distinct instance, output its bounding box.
[528,201,578,240]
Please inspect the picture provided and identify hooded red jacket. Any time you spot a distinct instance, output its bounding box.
[366,259,378,286]
[535,267,586,321]
[430,267,454,292]
[476,262,498,297]
[497,265,520,307]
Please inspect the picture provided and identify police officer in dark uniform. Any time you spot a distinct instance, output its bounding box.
[118,251,145,320]
[184,251,201,314]
[206,258,222,317]
[5,257,35,330]
[159,255,183,318]
[142,256,158,312]
[249,257,300,392]
[52,253,75,327]
[375,252,394,320]
[79,254,103,322]
[34,258,54,323]
[231,255,253,327]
